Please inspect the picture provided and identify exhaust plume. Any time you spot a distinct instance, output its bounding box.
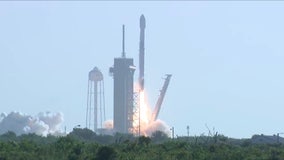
[143,119,171,137]
[0,111,64,136]
[133,86,171,137]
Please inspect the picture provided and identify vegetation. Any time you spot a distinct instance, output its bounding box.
[0,129,284,160]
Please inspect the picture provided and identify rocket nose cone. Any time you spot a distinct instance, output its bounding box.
[140,14,145,20]
[140,14,146,29]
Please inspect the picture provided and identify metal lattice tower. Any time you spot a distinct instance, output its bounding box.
[86,67,106,132]
[131,91,140,136]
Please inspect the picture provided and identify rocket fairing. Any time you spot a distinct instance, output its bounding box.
[140,14,146,29]
[139,14,146,91]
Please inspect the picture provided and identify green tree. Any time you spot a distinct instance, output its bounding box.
[138,136,151,146]
[151,131,169,143]
[0,131,17,142]
[95,146,117,160]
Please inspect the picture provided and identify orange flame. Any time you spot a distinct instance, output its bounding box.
[132,83,154,136]
[132,83,171,137]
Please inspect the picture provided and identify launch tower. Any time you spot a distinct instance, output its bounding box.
[109,25,135,134]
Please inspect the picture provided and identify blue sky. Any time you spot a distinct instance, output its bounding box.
[1,2,284,138]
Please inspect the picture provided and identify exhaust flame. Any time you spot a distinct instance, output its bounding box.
[138,91,151,127]
[133,83,170,137]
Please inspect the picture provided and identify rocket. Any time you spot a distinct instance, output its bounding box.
[139,14,146,91]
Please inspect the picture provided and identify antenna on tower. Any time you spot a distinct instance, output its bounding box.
[122,25,126,58]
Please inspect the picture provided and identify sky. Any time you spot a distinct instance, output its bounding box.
[1,1,284,138]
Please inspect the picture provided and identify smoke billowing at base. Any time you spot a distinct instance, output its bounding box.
[103,119,170,137]
[141,119,171,137]
[0,111,64,136]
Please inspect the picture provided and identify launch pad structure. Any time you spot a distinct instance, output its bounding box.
[109,25,135,134]
[86,14,171,135]
[109,15,172,135]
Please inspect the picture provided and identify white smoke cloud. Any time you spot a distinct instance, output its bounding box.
[143,119,171,137]
[37,112,63,134]
[103,119,113,129]
[0,111,64,136]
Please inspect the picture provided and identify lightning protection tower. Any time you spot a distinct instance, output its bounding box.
[86,67,106,132]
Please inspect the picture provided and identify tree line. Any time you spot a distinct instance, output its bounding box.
[0,128,284,160]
